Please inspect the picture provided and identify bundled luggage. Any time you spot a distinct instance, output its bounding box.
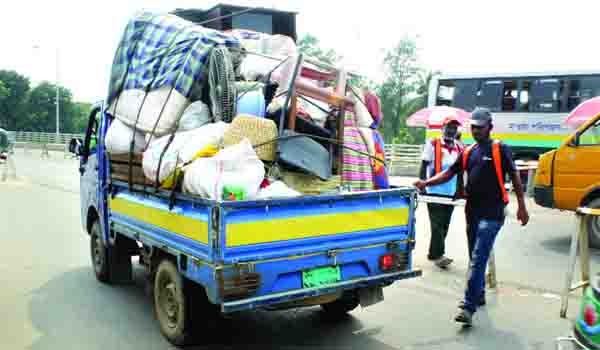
[106,11,389,200]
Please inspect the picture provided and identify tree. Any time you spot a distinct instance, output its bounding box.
[24,82,80,133]
[376,37,426,144]
[0,81,9,100]
[0,70,30,130]
[297,34,341,66]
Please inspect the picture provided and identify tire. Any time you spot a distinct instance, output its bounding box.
[154,259,193,346]
[320,291,359,317]
[90,221,110,283]
[586,198,600,249]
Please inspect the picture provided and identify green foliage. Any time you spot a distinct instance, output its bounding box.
[297,34,341,66]
[0,70,90,133]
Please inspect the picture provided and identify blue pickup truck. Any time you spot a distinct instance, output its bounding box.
[71,103,421,345]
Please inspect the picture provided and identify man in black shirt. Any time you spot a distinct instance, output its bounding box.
[414,108,529,326]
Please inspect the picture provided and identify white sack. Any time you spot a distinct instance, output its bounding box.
[257,181,301,199]
[142,122,228,184]
[177,101,212,132]
[183,139,265,200]
[105,119,146,155]
[108,86,190,137]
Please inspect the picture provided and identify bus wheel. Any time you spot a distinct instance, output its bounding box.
[154,259,193,346]
[586,198,600,249]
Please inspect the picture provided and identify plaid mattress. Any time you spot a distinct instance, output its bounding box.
[107,11,241,106]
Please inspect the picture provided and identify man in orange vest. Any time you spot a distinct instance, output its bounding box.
[414,107,529,327]
[419,115,463,269]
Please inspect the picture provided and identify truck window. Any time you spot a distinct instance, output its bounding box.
[452,79,479,111]
[580,120,600,146]
[477,80,502,112]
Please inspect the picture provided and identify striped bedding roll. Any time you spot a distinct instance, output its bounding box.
[342,113,374,192]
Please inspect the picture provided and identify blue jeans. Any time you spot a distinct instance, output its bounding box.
[463,217,504,313]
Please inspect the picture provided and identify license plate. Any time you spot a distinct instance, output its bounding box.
[302,266,341,288]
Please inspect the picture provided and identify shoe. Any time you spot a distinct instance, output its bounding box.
[434,256,453,269]
[458,297,486,309]
[455,309,473,326]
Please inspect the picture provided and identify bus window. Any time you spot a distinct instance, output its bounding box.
[436,81,455,106]
[570,77,600,111]
[531,78,562,112]
[478,80,502,112]
[452,79,479,111]
[518,80,531,111]
[502,80,518,111]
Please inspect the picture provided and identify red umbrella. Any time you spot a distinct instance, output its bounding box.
[406,106,471,129]
[565,97,600,127]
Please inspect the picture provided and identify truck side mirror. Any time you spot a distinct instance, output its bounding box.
[69,138,83,155]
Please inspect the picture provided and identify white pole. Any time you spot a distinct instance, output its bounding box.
[55,47,60,141]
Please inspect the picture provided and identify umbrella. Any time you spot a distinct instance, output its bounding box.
[565,97,600,127]
[406,106,471,129]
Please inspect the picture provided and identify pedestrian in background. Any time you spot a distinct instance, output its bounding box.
[419,115,463,269]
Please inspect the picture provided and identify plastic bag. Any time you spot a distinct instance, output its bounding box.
[142,122,228,184]
[177,101,212,132]
[105,118,146,155]
[183,139,265,200]
[257,181,301,199]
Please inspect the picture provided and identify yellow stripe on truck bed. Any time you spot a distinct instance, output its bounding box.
[109,197,209,244]
[226,207,409,247]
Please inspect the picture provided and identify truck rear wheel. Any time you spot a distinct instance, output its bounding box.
[586,198,600,249]
[320,291,359,317]
[90,221,110,283]
[154,259,193,346]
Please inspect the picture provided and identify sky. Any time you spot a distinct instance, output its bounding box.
[1,0,599,102]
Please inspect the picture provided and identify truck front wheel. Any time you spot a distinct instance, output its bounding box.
[154,259,193,346]
[90,221,110,283]
[586,198,600,249]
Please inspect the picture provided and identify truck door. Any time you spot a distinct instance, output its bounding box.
[79,107,101,230]
[554,118,600,208]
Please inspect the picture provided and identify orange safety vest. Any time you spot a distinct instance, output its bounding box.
[433,138,443,175]
[462,140,509,204]
[433,137,461,175]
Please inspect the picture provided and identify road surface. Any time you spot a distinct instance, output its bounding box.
[0,150,594,349]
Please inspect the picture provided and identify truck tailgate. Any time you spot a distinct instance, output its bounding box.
[218,189,415,264]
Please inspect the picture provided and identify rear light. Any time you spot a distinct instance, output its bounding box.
[380,255,395,271]
[380,252,410,272]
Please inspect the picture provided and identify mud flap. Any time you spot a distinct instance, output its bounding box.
[108,235,136,283]
[358,286,384,308]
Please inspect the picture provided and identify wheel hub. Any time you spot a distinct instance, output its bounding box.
[161,281,179,328]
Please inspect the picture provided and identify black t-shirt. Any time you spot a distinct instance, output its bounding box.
[450,141,516,220]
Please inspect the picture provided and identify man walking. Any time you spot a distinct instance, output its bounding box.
[419,116,463,269]
[414,108,529,326]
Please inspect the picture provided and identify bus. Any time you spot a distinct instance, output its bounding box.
[426,71,600,160]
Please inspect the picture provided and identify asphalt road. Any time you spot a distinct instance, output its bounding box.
[0,150,595,350]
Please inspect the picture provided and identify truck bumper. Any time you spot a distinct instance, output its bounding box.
[534,185,554,208]
[221,269,422,313]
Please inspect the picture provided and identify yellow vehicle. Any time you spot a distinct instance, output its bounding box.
[534,113,600,246]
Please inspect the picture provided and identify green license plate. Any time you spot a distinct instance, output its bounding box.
[302,266,341,288]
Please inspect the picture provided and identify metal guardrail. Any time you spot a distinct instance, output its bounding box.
[384,144,424,176]
[8,131,83,145]
[7,131,424,171]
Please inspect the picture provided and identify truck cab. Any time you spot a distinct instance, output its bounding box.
[534,112,600,246]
